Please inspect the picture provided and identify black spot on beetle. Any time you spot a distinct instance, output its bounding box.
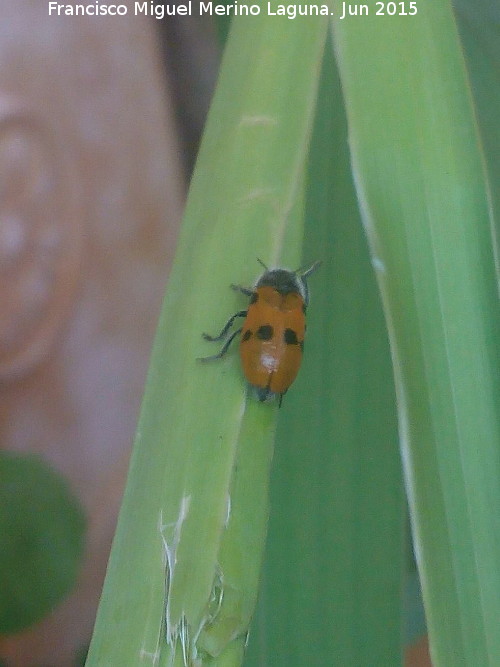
[256,324,273,340]
[242,329,252,342]
[284,328,299,345]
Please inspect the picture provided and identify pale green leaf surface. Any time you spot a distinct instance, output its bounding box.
[86,9,327,666]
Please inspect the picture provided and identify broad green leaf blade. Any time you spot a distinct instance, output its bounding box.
[86,9,327,666]
[333,1,500,665]
[245,40,405,667]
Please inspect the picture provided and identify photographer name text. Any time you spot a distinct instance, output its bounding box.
[48,2,418,20]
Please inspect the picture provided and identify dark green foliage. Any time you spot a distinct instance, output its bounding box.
[0,453,86,633]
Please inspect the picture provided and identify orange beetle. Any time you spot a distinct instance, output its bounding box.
[200,259,320,405]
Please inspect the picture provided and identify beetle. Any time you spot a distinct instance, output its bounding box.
[199,259,321,406]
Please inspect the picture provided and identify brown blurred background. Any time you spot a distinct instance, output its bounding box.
[0,3,430,664]
[0,2,212,663]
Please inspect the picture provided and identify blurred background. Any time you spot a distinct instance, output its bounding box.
[0,1,214,663]
[0,2,430,665]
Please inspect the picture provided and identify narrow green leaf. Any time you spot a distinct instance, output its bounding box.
[333,1,500,664]
[86,9,327,666]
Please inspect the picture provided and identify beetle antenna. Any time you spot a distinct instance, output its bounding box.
[298,260,322,279]
[256,258,268,271]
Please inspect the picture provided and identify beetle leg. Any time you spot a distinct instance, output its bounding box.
[202,310,247,342]
[198,327,243,362]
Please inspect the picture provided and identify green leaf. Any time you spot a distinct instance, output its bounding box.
[86,9,328,666]
[455,0,500,241]
[0,452,85,633]
[333,1,500,664]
